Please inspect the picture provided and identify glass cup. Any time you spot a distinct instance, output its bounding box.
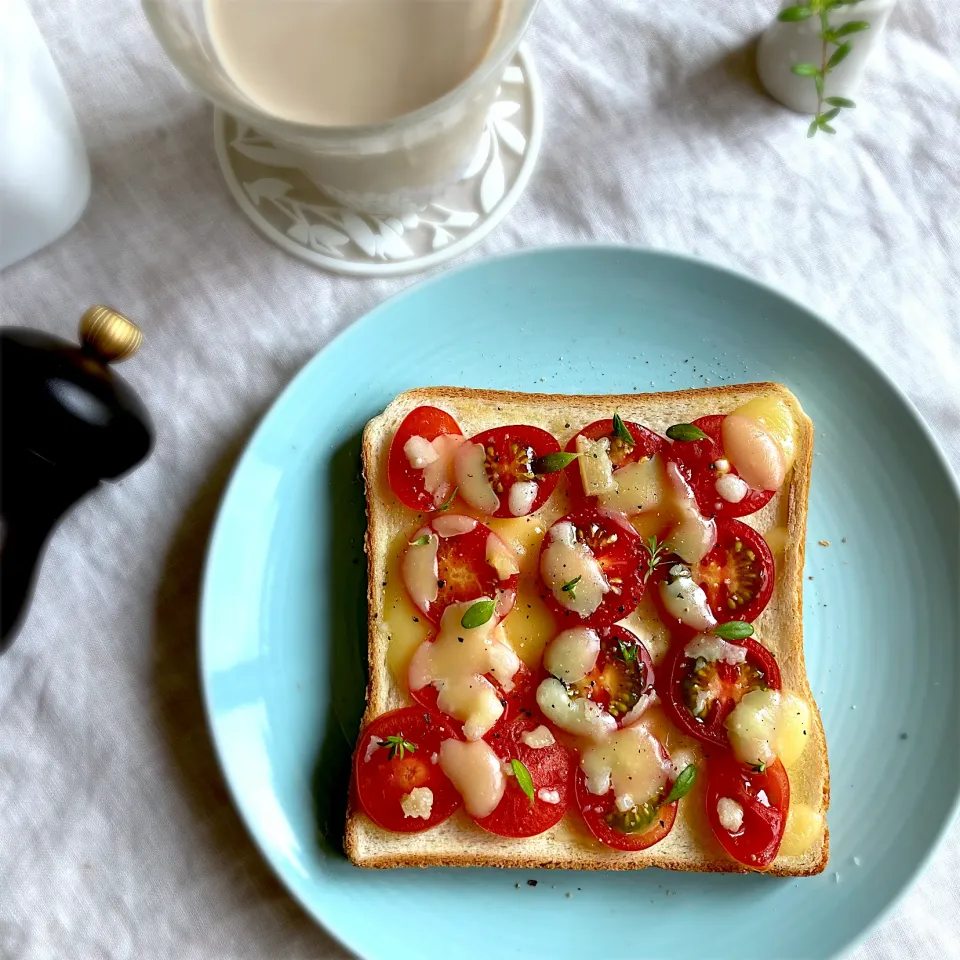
[143,0,538,215]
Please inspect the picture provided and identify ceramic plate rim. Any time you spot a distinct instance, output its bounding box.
[199,244,960,960]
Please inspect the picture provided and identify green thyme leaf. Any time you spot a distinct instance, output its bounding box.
[666,764,697,804]
[532,452,579,474]
[822,107,841,122]
[461,598,495,629]
[753,761,768,774]
[666,423,709,442]
[617,639,638,663]
[807,118,820,138]
[825,96,856,108]
[437,487,458,511]
[819,120,838,134]
[713,620,755,641]
[409,534,431,547]
[511,758,536,806]
[378,734,417,761]
[815,72,824,98]
[791,62,821,77]
[778,4,813,20]
[642,535,667,582]
[612,412,636,446]
[826,41,852,70]
[833,20,870,38]
[561,576,581,600]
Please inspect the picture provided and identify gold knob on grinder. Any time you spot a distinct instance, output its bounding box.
[79,306,143,363]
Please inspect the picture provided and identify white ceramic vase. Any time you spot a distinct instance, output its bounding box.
[757,0,898,114]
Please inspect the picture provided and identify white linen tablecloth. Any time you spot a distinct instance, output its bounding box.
[2,1,958,957]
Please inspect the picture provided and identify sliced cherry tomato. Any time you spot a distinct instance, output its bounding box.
[387,406,463,512]
[402,516,518,625]
[353,707,462,833]
[473,714,574,838]
[565,625,655,728]
[410,657,534,734]
[667,415,774,519]
[564,418,666,501]
[461,425,562,518]
[658,637,781,749]
[706,754,790,870]
[697,518,775,624]
[538,507,645,629]
[574,739,678,851]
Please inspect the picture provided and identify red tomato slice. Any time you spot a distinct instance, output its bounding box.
[564,418,666,501]
[667,415,775,519]
[658,637,782,749]
[473,714,574,838]
[402,517,518,625]
[564,625,656,728]
[697,518,775,624]
[706,754,790,870]
[463,425,562,518]
[574,741,678,851]
[409,658,534,734]
[538,507,645,629]
[387,406,463,512]
[353,707,462,833]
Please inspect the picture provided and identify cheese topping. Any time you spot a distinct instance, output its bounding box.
[540,521,609,617]
[542,627,601,683]
[520,725,556,749]
[779,803,824,856]
[664,461,717,563]
[485,533,520,580]
[537,788,561,805]
[408,600,520,740]
[579,724,670,802]
[418,433,465,505]
[400,786,434,820]
[363,735,380,763]
[729,394,798,472]
[403,435,439,468]
[659,565,717,631]
[715,473,748,503]
[576,434,616,496]
[536,677,617,741]
[508,480,538,517]
[717,797,744,833]
[684,633,748,665]
[438,738,505,818]
[454,441,500,514]
[432,514,477,537]
[598,455,667,516]
[402,531,439,609]
[726,688,811,768]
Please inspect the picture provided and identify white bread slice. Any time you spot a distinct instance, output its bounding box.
[346,384,828,875]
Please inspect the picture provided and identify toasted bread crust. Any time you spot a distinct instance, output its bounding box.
[348,384,828,875]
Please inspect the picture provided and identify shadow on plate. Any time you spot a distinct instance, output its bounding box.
[313,430,369,856]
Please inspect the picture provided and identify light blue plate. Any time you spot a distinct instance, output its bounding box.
[201,247,960,960]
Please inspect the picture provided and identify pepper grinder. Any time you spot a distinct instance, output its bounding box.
[0,307,154,650]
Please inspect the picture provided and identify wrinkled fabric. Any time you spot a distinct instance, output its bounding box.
[1,0,958,958]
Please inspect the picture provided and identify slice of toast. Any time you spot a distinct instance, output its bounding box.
[346,384,829,875]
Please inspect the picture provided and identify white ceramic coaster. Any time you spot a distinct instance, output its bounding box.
[213,47,542,277]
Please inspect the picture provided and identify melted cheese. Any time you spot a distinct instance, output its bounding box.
[576,434,616,496]
[684,634,747,665]
[521,725,556,749]
[454,441,500,514]
[404,435,439,468]
[485,532,520,580]
[400,786,434,820]
[432,514,477,537]
[664,461,717,564]
[384,536,430,686]
[660,566,717,631]
[722,415,786,492]
[421,433,465,504]
[715,473,748,503]
[508,480,538,517]
[716,797,744,833]
[542,627,601,683]
[725,689,811,768]
[779,803,824,856]
[730,395,798,472]
[438,738,505,818]
[579,724,670,803]
[598,455,667,516]
[537,788,561,804]
[540,521,609,617]
[401,530,439,610]
[408,600,520,740]
[617,598,672,663]
[536,677,616,741]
